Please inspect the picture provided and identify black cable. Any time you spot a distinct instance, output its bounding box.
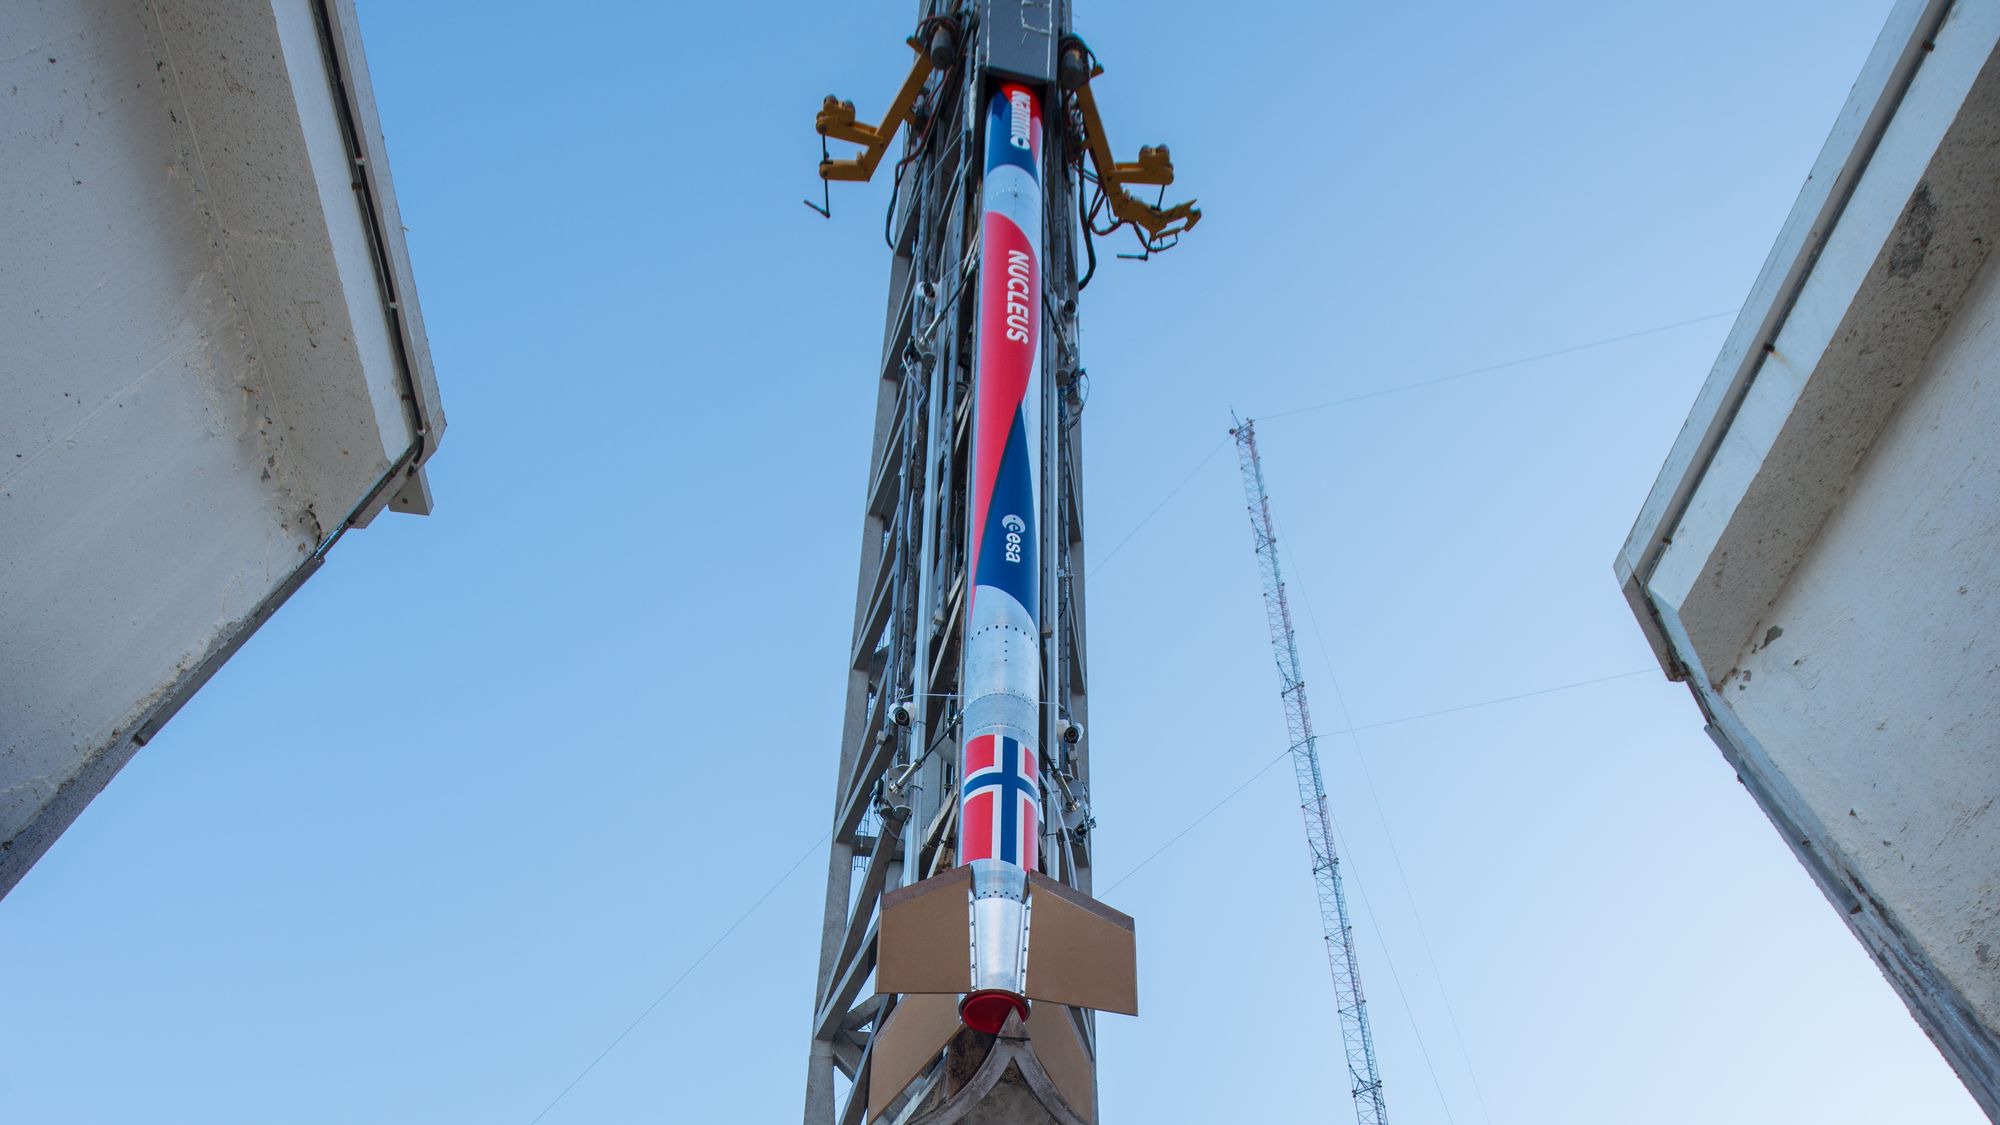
[1100,668,1658,896]
[883,156,905,250]
[1076,159,1098,290]
[1259,310,1740,420]
[524,831,831,1123]
[1086,436,1230,578]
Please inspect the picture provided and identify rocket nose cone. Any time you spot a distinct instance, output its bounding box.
[960,990,1028,1034]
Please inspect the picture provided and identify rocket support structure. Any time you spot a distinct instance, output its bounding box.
[800,2,1199,1121]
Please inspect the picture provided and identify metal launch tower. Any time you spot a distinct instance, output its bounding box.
[801,5,1196,1123]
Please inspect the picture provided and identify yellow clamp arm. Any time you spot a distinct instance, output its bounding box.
[1071,69,1202,241]
[816,38,936,184]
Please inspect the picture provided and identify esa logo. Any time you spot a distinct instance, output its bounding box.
[1001,514,1026,563]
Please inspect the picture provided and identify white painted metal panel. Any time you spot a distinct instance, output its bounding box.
[1617,0,2000,1113]
[0,0,443,894]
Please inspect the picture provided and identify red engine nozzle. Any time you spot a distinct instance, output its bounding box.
[959,989,1029,1034]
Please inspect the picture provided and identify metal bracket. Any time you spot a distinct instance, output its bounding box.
[1062,37,1201,249]
[815,20,960,185]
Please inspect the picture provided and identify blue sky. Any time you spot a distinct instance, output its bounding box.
[0,0,1986,1122]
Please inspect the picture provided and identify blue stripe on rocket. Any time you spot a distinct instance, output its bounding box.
[975,413,1039,616]
[984,87,1041,183]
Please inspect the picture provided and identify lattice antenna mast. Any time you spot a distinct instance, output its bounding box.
[1230,417,1388,1125]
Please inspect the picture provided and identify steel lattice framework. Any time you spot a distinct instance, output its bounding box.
[802,4,1100,1121]
[1232,418,1389,1125]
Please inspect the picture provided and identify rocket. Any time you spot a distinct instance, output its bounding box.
[864,82,1138,1120]
[813,13,1200,1116]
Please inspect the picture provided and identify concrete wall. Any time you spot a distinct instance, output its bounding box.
[1727,250,1999,1061]
[0,0,442,895]
[1618,0,2000,1115]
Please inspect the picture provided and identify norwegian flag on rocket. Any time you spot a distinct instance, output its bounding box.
[960,733,1039,869]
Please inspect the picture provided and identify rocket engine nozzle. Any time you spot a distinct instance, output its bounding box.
[960,989,1030,1034]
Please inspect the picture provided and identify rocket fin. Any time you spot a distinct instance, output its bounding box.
[1024,1003,1097,1123]
[1023,872,1138,1016]
[877,865,972,996]
[867,992,962,1120]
